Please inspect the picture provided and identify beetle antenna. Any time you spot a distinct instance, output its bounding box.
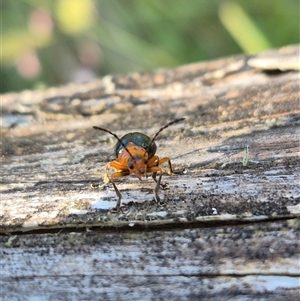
[147,118,185,150]
[93,126,134,158]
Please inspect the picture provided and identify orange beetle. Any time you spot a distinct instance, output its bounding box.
[93,118,185,207]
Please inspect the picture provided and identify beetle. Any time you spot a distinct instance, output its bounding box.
[93,118,185,207]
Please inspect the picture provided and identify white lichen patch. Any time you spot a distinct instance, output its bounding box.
[286,203,300,215]
[69,209,89,215]
[90,198,116,210]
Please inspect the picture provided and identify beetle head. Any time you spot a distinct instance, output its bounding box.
[126,144,148,179]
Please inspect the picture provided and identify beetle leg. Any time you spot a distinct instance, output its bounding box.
[151,171,157,183]
[148,156,173,174]
[105,161,129,207]
[148,156,173,189]
[157,157,173,174]
[104,163,111,184]
[109,170,130,207]
[104,161,122,183]
[147,155,159,166]
[147,156,159,183]
[151,171,168,190]
[147,166,163,202]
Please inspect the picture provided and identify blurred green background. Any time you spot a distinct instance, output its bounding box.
[2,0,299,93]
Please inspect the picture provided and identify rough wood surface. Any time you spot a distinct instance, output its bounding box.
[1,219,299,301]
[1,44,299,300]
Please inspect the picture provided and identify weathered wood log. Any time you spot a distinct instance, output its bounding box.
[1,44,299,300]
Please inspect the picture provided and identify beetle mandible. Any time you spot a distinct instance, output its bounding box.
[93,118,185,207]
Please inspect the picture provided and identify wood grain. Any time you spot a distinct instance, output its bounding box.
[1,44,299,300]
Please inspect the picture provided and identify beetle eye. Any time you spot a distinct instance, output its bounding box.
[128,162,134,169]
